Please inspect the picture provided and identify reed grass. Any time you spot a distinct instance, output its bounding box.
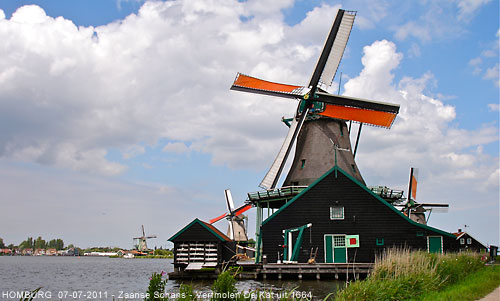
[335,248,486,300]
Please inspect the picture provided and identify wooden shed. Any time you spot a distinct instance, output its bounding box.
[168,219,235,272]
[260,166,459,264]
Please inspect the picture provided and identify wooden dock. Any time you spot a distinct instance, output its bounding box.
[169,262,373,280]
[253,263,373,280]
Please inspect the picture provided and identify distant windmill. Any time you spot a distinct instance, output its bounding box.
[397,168,449,224]
[133,225,157,252]
[209,189,252,241]
[230,9,400,189]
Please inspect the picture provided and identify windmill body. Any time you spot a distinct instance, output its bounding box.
[133,225,157,252]
[209,189,251,242]
[283,118,364,187]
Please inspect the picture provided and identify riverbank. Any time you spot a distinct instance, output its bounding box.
[334,249,499,300]
[418,265,500,301]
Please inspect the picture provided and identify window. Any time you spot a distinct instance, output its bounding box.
[376,238,384,246]
[460,238,465,245]
[467,238,472,245]
[333,235,346,247]
[416,231,424,237]
[330,206,344,220]
[301,159,306,169]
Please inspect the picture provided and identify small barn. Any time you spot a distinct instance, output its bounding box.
[453,230,488,253]
[168,218,235,273]
[260,166,459,264]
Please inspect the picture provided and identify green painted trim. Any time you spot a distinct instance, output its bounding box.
[262,166,455,239]
[262,166,335,226]
[167,218,228,242]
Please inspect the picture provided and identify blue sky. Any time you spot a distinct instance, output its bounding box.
[0,0,498,249]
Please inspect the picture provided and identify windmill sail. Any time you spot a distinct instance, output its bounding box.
[318,11,356,87]
[260,109,309,189]
[315,92,400,128]
[408,168,419,201]
[230,73,309,99]
[308,10,356,89]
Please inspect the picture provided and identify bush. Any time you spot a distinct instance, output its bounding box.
[211,271,238,301]
[145,271,168,301]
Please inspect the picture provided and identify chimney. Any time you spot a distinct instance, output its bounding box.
[458,228,462,232]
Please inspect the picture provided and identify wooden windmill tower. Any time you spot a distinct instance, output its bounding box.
[231,9,400,190]
[133,225,157,252]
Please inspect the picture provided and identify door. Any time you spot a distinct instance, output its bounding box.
[324,234,347,263]
[325,235,333,263]
[333,235,347,263]
[428,236,443,254]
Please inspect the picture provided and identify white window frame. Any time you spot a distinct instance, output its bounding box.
[330,206,344,220]
[460,238,465,245]
[467,238,472,245]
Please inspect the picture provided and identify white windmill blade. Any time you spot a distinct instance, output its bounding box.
[319,11,355,87]
[224,189,235,212]
[308,9,356,89]
[227,219,234,240]
[259,108,310,189]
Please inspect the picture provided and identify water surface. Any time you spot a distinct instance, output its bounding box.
[0,256,342,300]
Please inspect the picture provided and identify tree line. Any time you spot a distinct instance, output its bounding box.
[0,236,71,250]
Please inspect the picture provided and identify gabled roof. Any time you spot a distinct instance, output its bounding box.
[168,218,231,242]
[453,231,488,249]
[262,165,455,238]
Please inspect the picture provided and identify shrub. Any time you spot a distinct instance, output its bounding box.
[211,271,238,300]
[145,271,168,301]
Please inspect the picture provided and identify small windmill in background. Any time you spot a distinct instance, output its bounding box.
[133,225,157,251]
[398,168,449,224]
[209,189,252,241]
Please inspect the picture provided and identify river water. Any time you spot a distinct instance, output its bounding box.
[0,256,343,300]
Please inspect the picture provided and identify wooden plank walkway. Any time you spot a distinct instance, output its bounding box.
[169,262,374,280]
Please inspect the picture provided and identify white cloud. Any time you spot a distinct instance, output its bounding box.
[469,30,499,86]
[456,0,492,21]
[483,63,499,87]
[343,40,498,194]
[0,1,310,173]
[408,43,421,58]
[469,57,483,75]
[122,145,145,159]
[162,142,190,154]
[488,103,500,111]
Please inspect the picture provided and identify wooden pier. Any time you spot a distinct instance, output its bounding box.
[169,262,373,280]
[255,263,373,280]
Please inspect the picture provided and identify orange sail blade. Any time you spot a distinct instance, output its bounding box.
[233,204,252,216]
[231,73,308,99]
[319,104,397,128]
[209,213,227,224]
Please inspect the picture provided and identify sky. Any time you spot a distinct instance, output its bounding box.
[0,0,498,250]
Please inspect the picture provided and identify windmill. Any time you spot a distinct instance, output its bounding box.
[396,168,449,224]
[209,189,252,241]
[133,225,157,252]
[230,9,400,190]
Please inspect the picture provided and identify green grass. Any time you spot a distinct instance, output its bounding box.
[335,248,488,301]
[417,265,500,301]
